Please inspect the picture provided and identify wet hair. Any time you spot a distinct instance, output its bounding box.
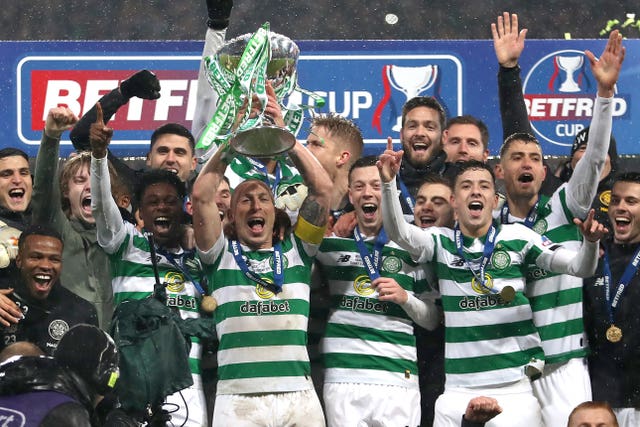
[499,132,541,158]
[401,96,446,130]
[417,173,452,191]
[149,123,196,154]
[453,160,496,188]
[348,155,379,185]
[445,115,490,150]
[59,152,92,215]
[223,179,290,244]
[59,152,119,216]
[18,223,63,249]
[311,113,364,164]
[135,169,187,206]
[0,147,29,162]
[613,171,640,186]
[567,401,618,427]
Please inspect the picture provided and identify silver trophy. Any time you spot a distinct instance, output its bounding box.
[214,31,300,157]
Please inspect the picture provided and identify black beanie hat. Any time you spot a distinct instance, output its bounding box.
[54,324,119,395]
[570,126,619,171]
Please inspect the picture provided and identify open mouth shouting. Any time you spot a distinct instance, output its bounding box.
[468,200,484,218]
[163,167,179,175]
[517,173,535,184]
[247,217,266,234]
[153,216,173,234]
[361,203,378,220]
[417,214,437,227]
[82,195,92,211]
[412,141,430,152]
[32,272,54,294]
[613,215,631,235]
[9,188,25,203]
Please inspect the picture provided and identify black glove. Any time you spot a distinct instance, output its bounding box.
[206,0,233,30]
[119,70,161,100]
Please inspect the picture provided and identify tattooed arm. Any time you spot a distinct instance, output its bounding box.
[288,140,332,242]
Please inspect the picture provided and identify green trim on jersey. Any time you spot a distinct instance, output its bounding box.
[317,236,426,388]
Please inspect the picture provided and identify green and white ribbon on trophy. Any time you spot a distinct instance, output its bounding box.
[196,22,325,200]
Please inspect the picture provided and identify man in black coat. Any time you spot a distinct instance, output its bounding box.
[0,224,98,355]
[584,171,640,426]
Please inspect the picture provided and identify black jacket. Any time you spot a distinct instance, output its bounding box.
[0,282,98,355]
[583,240,640,408]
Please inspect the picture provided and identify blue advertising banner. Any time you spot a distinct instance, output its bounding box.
[0,38,637,158]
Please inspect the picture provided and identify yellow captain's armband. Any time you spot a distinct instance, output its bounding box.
[295,216,326,245]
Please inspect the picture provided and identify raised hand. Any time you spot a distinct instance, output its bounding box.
[89,102,114,159]
[376,137,403,183]
[586,29,625,97]
[119,69,161,100]
[574,209,609,242]
[264,81,285,127]
[491,12,528,68]
[44,107,78,140]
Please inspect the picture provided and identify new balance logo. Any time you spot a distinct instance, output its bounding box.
[336,255,351,263]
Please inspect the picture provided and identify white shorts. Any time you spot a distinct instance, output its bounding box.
[212,389,325,427]
[323,382,420,427]
[434,378,542,427]
[164,384,207,427]
[532,357,591,427]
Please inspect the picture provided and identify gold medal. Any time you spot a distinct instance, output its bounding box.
[201,295,218,313]
[500,285,516,303]
[606,324,622,343]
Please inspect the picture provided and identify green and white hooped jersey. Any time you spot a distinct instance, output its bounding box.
[108,223,204,386]
[316,236,429,389]
[202,233,318,395]
[420,224,548,388]
[526,185,587,364]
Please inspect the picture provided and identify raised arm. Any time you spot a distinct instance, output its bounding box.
[71,70,160,189]
[191,143,228,252]
[89,103,126,253]
[491,12,532,138]
[32,107,78,225]
[192,0,233,143]
[288,141,331,233]
[378,137,436,263]
[70,70,160,151]
[566,30,624,217]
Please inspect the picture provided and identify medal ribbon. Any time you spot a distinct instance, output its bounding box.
[396,175,415,214]
[245,157,282,196]
[230,240,284,294]
[602,245,640,324]
[353,226,388,281]
[455,223,498,293]
[153,246,206,296]
[500,199,539,229]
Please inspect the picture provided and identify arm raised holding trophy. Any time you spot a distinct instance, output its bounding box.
[190,44,331,425]
[196,22,325,220]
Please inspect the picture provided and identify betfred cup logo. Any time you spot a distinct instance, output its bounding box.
[556,55,584,93]
[386,65,438,131]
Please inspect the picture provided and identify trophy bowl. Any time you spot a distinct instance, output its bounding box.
[216,31,300,157]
